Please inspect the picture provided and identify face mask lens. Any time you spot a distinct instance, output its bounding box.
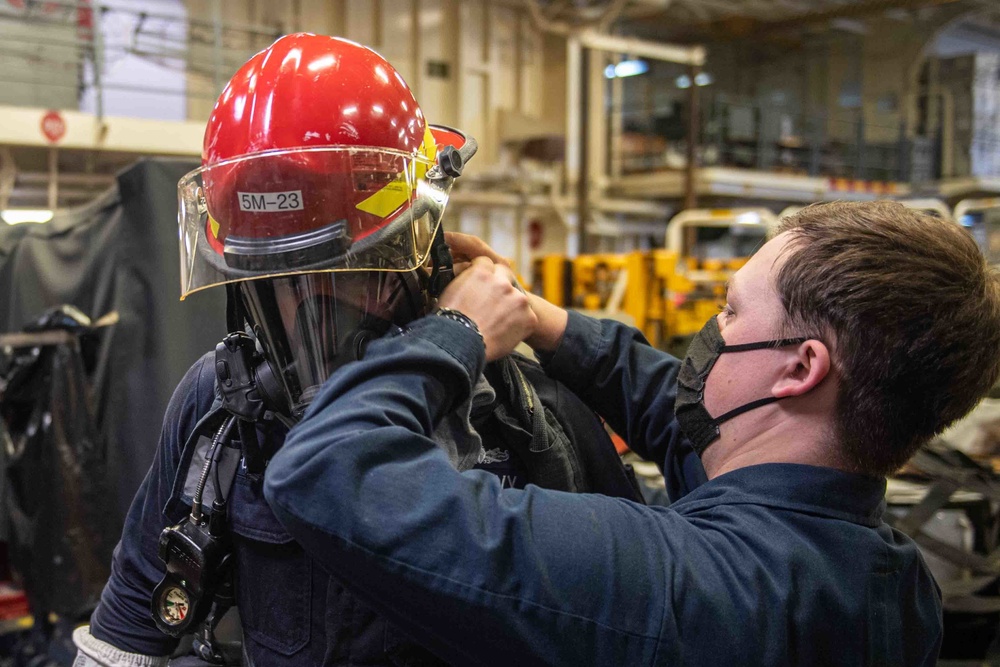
[239,271,422,417]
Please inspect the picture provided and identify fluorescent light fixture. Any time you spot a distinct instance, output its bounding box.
[675,74,691,89]
[605,59,649,79]
[2,209,53,224]
[735,212,761,225]
[615,59,648,77]
[695,72,713,86]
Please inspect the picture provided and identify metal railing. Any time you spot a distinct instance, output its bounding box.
[613,93,939,185]
[0,0,282,121]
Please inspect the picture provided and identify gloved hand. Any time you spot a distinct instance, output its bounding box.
[72,626,169,667]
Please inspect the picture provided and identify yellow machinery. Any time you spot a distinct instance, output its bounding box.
[571,254,629,311]
[531,252,653,334]
[531,208,774,350]
[650,250,744,346]
[658,208,776,343]
[534,200,984,350]
[530,253,638,312]
[530,255,572,307]
[531,253,639,315]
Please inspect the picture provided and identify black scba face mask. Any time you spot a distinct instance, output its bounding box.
[675,315,812,456]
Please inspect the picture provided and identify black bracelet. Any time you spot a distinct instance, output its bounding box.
[433,307,484,342]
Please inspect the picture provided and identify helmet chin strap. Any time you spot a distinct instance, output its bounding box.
[425,130,477,299]
[427,224,454,299]
[225,283,244,334]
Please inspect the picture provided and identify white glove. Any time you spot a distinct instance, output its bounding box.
[72,626,170,667]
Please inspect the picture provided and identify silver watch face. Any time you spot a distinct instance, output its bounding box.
[158,586,190,625]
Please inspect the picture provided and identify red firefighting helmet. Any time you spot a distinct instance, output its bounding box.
[176,33,476,418]
[178,32,474,299]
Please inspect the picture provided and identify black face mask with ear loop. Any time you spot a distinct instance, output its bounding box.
[674,316,813,457]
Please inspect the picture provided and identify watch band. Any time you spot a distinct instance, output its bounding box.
[433,307,484,342]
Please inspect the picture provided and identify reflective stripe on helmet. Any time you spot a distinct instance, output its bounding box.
[355,126,437,218]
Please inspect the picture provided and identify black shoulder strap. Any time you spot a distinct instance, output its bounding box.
[488,356,581,492]
[490,354,645,503]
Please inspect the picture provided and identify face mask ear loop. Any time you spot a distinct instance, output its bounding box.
[710,337,815,424]
[713,396,784,425]
[720,337,809,353]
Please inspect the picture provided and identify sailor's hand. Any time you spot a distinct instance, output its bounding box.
[438,256,536,361]
[445,232,511,271]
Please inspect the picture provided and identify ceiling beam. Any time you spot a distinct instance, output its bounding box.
[639,0,969,42]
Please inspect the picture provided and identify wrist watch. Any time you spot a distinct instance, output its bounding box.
[433,307,484,342]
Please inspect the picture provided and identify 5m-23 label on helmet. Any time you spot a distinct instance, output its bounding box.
[238,190,304,213]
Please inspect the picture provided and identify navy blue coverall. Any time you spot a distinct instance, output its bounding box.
[263,311,943,666]
[88,339,632,666]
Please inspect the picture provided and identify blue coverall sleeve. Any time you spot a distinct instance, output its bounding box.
[539,311,706,497]
[265,317,681,666]
[88,356,216,656]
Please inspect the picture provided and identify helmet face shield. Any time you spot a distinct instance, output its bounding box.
[240,270,425,416]
[179,146,453,299]
[174,34,480,417]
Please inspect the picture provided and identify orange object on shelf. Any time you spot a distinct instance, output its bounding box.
[0,582,29,621]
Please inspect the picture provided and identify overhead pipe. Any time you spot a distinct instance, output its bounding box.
[212,0,224,95]
[8,186,96,201]
[47,149,59,211]
[597,0,631,33]
[527,0,705,256]
[17,172,114,187]
[21,0,276,37]
[523,0,629,35]
[91,3,105,122]
[588,211,666,237]
[577,31,705,66]
[669,0,965,43]
[0,148,15,212]
[566,34,582,220]
[594,197,671,217]
[577,45,590,254]
[684,62,700,209]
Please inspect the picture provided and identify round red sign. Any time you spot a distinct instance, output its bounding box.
[40,111,66,143]
[528,219,544,250]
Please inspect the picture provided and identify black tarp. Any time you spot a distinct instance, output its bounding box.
[0,157,227,539]
[0,324,117,619]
